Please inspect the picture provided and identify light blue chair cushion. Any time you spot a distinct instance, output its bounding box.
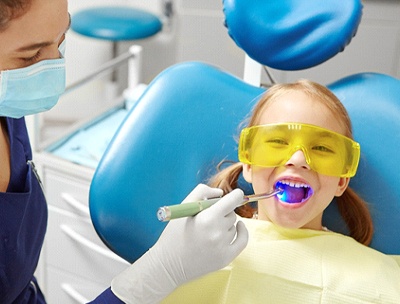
[90,61,400,262]
[71,6,162,41]
[223,0,362,70]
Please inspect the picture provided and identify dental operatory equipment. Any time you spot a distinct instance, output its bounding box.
[157,188,283,222]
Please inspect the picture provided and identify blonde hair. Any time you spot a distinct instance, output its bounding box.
[208,79,373,246]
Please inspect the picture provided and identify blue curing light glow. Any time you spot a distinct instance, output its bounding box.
[276,189,288,202]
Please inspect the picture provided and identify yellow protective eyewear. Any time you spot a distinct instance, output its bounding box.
[238,123,360,177]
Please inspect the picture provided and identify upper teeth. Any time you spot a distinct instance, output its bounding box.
[279,180,310,188]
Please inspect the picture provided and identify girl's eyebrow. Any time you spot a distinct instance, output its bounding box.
[16,13,71,52]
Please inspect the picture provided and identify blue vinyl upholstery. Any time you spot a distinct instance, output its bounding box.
[71,6,162,41]
[223,0,362,70]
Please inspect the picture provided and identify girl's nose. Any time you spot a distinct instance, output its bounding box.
[285,149,310,170]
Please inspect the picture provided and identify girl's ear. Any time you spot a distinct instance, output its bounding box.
[335,177,350,197]
[242,163,253,183]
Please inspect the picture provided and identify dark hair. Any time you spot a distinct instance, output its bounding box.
[208,80,374,246]
[0,0,32,31]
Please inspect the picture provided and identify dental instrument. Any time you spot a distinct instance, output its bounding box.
[157,188,283,222]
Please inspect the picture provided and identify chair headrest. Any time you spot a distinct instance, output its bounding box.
[223,0,363,70]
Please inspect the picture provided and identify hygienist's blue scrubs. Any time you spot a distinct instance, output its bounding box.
[1,117,123,304]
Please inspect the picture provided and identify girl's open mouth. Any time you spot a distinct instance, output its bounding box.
[275,180,313,204]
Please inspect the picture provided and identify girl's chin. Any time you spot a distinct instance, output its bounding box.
[259,207,311,229]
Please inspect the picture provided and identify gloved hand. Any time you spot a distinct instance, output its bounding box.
[111,184,249,304]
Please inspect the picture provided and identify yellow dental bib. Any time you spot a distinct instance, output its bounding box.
[162,218,400,303]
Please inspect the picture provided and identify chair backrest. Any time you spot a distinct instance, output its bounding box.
[89,0,400,262]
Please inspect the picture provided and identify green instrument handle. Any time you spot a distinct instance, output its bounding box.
[157,198,220,221]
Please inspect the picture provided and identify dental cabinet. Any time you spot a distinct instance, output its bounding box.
[34,105,131,303]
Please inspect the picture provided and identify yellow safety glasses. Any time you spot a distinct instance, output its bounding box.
[238,123,360,177]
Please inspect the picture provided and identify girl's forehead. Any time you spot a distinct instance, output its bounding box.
[258,91,345,135]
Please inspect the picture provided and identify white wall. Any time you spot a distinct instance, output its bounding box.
[43,0,400,125]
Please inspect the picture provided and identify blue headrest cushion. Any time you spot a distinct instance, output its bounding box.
[223,0,363,70]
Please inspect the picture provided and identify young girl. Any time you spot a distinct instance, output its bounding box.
[212,79,373,244]
[157,80,400,303]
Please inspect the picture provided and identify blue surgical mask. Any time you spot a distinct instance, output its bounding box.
[0,40,66,118]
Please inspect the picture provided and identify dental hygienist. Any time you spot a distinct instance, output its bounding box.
[0,0,247,303]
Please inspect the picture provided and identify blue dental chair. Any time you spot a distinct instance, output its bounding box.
[89,0,400,263]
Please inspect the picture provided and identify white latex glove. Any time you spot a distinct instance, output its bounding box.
[111,184,249,304]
